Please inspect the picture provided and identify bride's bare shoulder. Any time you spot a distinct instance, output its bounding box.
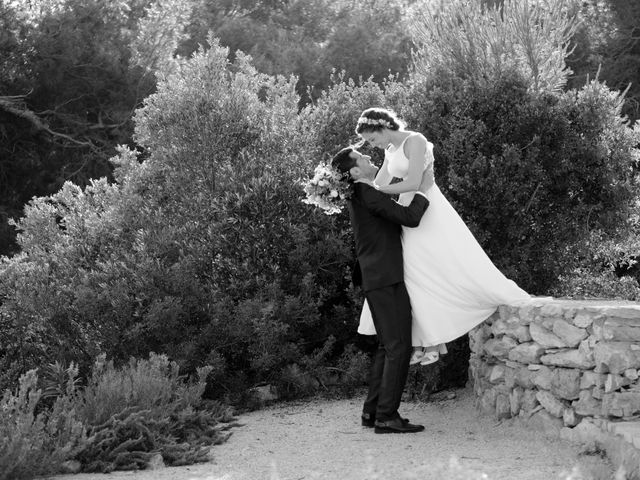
[404,132,429,151]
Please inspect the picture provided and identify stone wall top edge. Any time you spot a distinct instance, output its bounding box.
[501,298,640,309]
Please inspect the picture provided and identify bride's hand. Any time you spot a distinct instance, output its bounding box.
[418,164,435,193]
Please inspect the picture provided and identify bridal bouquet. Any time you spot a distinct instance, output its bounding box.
[301,162,352,215]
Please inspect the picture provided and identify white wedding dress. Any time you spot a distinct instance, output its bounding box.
[358,134,531,347]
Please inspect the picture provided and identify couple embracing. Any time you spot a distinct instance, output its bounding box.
[306,107,531,434]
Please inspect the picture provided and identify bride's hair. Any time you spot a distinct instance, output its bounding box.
[355,108,405,134]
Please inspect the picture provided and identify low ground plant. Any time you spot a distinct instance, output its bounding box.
[0,353,235,478]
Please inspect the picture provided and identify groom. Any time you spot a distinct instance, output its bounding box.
[332,146,432,434]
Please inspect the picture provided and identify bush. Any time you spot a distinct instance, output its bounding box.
[395,72,640,294]
[75,353,232,472]
[0,39,362,401]
[410,0,579,94]
[0,353,234,477]
[0,370,85,480]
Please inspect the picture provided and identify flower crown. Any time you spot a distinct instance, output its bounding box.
[301,162,352,215]
[357,116,392,129]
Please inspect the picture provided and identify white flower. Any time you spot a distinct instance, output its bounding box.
[330,190,339,197]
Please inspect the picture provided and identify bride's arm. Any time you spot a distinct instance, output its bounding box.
[375,135,429,195]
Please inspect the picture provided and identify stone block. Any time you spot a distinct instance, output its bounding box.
[504,366,516,389]
[624,369,639,381]
[494,321,531,342]
[563,408,579,427]
[484,310,500,325]
[510,386,524,417]
[573,312,596,329]
[469,325,490,354]
[601,306,640,321]
[517,304,537,324]
[592,386,605,400]
[594,342,640,374]
[551,368,581,400]
[540,349,595,369]
[578,338,596,358]
[536,390,566,418]
[496,394,511,419]
[484,336,518,359]
[605,325,640,342]
[532,365,553,391]
[491,316,518,337]
[540,303,564,317]
[508,342,546,364]
[602,392,640,418]
[489,365,506,384]
[515,367,535,389]
[580,371,607,389]
[480,388,498,414]
[530,323,567,349]
[552,319,588,348]
[572,390,602,417]
[605,374,632,393]
[528,409,564,437]
[521,389,540,413]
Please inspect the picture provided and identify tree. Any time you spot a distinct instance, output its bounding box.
[0,0,157,256]
[567,0,640,122]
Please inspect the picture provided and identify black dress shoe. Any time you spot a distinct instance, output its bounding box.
[362,413,411,428]
[374,417,425,434]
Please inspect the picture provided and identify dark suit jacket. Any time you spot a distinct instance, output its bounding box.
[348,182,429,292]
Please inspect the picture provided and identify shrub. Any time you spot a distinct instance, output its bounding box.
[0,39,362,401]
[74,353,232,472]
[396,72,640,294]
[410,0,579,94]
[0,370,86,480]
[0,353,234,477]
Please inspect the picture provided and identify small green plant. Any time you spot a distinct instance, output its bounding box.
[75,353,234,472]
[0,369,86,480]
[0,353,236,477]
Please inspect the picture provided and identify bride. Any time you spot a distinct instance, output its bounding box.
[355,107,531,365]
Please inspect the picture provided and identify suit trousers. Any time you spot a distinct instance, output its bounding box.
[362,282,413,421]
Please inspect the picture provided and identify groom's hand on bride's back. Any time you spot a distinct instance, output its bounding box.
[418,164,434,194]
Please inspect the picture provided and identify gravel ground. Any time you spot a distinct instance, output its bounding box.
[48,387,614,480]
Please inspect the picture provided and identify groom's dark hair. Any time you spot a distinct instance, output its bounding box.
[331,147,357,181]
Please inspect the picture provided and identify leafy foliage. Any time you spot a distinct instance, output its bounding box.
[395,70,640,294]
[1,0,639,428]
[0,370,86,480]
[0,40,360,401]
[182,0,414,104]
[568,0,640,123]
[410,0,579,94]
[0,353,233,477]
[0,0,157,256]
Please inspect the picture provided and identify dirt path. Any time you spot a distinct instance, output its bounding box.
[49,387,613,480]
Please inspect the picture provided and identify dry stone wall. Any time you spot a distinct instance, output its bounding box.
[469,299,640,430]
